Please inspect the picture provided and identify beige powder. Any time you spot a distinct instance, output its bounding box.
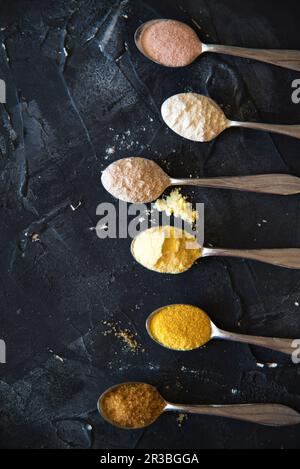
[101,157,170,203]
[161,93,228,142]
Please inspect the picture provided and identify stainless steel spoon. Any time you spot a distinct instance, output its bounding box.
[162,93,300,142]
[135,19,300,71]
[98,382,300,428]
[102,157,300,203]
[146,304,298,355]
[131,229,300,271]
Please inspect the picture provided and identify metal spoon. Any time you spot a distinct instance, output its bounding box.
[162,93,300,142]
[102,157,300,203]
[146,304,298,355]
[135,19,300,71]
[98,382,300,428]
[131,229,300,270]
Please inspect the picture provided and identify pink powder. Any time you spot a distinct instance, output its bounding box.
[140,19,202,67]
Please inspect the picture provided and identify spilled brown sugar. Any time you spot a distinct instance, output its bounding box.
[101,320,144,354]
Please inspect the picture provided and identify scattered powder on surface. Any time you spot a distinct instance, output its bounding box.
[132,225,201,274]
[54,354,64,363]
[177,413,188,427]
[154,188,198,225]
[161,93,228,142]
[115,330,140,353]
[257,362,278,368]
[105,146,115,158]
[149,304,211,350]
[140,19,201,67]
[101,157,170,203]
[102,320,144,353]
[266,363,278,368]
[101,383,166,429]
[30,233,40,242]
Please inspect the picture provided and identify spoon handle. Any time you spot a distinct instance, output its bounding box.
[166,403,300,426]
[172,174,300,195]
[202,247,300,269]
[230,120,300,139]
[216,328,296,355]
[205,43,300,71]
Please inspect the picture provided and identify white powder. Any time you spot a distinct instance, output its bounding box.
[161,93,228,142]
[106,146,115,155]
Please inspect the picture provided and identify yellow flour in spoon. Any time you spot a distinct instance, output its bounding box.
[132,226,201,274]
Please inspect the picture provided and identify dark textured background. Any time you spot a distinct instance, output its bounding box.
[1,0,300,449]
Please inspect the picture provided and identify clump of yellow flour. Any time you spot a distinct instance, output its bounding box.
[154,189,198,225]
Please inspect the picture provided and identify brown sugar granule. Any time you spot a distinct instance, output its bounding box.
[116,330,139,352]
[177,413,187,427]
[140,20,201,67]
[101,383,166,428]
[101,320,144,354]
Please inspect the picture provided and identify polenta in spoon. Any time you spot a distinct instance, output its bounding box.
[146,304,298,355]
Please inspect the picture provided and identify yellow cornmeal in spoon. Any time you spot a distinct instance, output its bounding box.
[149,304,211,351]
[132,226,201,274]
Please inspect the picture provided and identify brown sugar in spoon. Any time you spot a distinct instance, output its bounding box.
[98,382,300,429]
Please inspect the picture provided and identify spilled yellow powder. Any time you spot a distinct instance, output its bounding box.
[154,189,198,225]
[132,226,201,274]
[177,413,188,427]
[149,304,212,350]
[102,320,144,354]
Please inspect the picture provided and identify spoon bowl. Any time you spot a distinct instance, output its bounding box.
[130,226,202,275]
[134,19,202,67]
[146,304,215,351]
[98,381,167,430]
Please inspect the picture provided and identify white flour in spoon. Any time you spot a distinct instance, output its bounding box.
[161,93,228,142]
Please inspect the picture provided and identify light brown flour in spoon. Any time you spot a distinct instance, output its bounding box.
[141,19,202,67]
[101,157,170,203]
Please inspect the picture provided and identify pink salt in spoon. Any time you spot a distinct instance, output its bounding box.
[135,19,300,71]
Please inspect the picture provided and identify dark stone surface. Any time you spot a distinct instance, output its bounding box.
[1,0,300,449]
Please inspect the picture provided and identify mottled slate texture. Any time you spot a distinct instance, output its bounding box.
[1,0,300,449]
